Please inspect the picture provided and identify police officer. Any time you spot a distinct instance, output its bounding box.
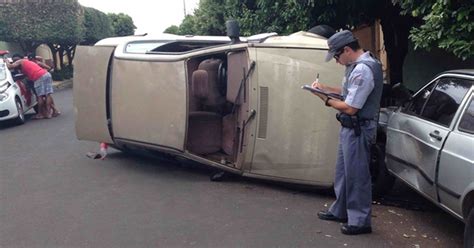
[311,30,383,235]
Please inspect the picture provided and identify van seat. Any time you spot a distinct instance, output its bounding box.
[187,112,222,155]
[196,59,225,109]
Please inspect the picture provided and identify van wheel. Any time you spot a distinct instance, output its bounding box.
[465,208,474,248]
[14,98,25,125]
[370,143,395,197]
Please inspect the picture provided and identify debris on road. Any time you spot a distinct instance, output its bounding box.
[388,209,403,217]
[86,142,108,160]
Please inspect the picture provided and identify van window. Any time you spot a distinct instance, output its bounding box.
[420,78,471,126]
[458,98,474,134]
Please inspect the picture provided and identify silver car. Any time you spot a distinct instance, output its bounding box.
[381,70,474,247]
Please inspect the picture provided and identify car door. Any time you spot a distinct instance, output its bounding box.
[438,89,474,216]
[386,76,472,200]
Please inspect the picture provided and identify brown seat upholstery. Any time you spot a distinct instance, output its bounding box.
[187,112,222,155]
[187,60,225,155]
[197,59,225,109]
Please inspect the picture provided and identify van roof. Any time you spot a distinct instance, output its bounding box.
[95,31,329,50]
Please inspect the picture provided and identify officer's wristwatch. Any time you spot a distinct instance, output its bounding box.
[325,97,331,107]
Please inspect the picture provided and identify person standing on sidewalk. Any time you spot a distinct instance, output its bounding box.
[311,30,383,235]
[5,54,60,119]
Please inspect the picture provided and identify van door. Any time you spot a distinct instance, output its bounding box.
[74,46,114,143]
[246,46,343,186]
[109,58,187,152]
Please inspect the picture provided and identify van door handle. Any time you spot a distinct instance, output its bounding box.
[429,131,443,141]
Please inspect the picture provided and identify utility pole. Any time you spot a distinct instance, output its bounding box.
[183,0,187,17]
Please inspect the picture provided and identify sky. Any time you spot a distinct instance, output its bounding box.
[78,0,200,34]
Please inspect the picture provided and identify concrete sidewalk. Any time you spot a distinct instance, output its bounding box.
[52,79,73,91]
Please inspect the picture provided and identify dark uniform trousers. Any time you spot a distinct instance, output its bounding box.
[329,120,376,227]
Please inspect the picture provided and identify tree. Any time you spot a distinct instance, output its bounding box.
[82,7,113,45]
[0,0,84,70]
[164,25,179,34]
[177,14,198,35]
[170,0,414,84]
[396,0,474,60]
[108,13,136,36]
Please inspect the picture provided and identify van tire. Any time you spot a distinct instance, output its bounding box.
[465,208,474,248]
[370,143,395,197]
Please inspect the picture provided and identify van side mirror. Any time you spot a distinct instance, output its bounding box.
[226,20,240,44]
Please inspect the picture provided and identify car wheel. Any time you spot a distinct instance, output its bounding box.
[370,143,395,197]
[14,98,25,125]
[465,207,474,248]
[33,104,39,114]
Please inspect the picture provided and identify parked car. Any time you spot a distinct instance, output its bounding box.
[379,70,474,247]
[0,51,37,125]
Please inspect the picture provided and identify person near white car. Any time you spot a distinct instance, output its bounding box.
[4,54,60,119]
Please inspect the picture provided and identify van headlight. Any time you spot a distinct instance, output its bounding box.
[0,81,11,93]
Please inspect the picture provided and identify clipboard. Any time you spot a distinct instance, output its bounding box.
[301,85,344,100]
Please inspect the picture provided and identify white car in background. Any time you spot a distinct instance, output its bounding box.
[0,52,37,125]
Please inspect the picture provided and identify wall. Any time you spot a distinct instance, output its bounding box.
[352,20,389,83]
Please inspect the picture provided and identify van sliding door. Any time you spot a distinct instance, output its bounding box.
[74,46,114,143]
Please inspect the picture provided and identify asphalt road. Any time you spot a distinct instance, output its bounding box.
[0,88,464,247]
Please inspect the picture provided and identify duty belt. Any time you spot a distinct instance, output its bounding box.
[336,113,372,136]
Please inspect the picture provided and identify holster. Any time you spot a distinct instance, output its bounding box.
[336,113,361,136]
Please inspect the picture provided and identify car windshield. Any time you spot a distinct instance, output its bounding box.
[0,63,7,81]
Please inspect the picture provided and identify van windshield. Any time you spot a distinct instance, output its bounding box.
[125,41,168,53]
[148,41,229,54]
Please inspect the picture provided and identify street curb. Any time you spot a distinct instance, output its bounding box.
[52,79,73,91]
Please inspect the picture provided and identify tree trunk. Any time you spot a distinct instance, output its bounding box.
[65,45,76,67]
[47,43,59,71]
[58,47,65,70]
[378,4,413,85]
